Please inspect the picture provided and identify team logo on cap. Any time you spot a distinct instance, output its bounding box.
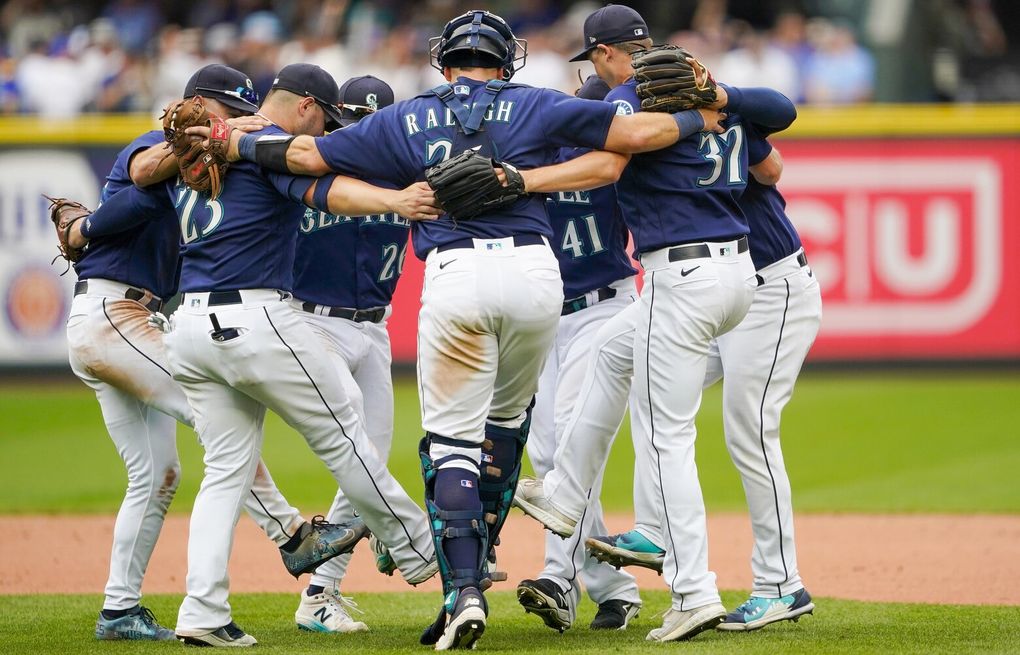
[634,28,644,35]
[366,93,378,110]
[246,78,253,89]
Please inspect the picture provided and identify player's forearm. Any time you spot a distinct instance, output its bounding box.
[129,144,178,187]
[604,109,709,154]
[721,85,797,133]
[750,148,783,186]
[79,186,163,239]
[235,133,330,176]
[521,151,629,193]
[324,176,400,216]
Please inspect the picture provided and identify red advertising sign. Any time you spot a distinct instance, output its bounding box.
[386,138,1020,362]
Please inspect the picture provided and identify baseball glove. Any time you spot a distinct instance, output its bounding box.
[160,96,233,200]
[632,44,717,112]
[425,150,526,221]
[44,195,91,269]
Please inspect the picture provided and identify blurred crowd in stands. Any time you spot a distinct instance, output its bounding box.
[1,0,1016,118]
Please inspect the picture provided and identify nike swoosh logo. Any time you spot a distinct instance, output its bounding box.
[681,266,700,277]
[439,259,456,270]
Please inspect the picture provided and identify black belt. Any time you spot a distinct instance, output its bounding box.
[74,280,162,312]
[756,251,809,287]
[667,235,749,263]
[436,233,545,253]
[562,286,617,316]
[298,302,386,323]
[207,291,243,306]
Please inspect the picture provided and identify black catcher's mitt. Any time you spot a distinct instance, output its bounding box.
[632,44,718,112]
[425,150,526,221]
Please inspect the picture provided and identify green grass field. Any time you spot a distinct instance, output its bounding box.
[2,372,1019,515]
[1,371,1018,653]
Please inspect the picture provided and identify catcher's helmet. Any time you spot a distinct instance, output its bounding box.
[429,10,527,80]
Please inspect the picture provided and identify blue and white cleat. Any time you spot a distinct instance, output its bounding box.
[716,588,815,631]
[94,605,176,641]
[586,529,666,573]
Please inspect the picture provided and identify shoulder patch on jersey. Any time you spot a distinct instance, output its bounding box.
[612,99,635,116]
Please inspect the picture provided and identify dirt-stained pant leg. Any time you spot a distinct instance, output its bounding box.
[67,293,186,611]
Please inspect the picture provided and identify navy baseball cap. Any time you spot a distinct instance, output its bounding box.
[337,75,394,127]
[576,74,611,101]
[271,63,344,131]
[184,64,259,113]
[569,4,649,62]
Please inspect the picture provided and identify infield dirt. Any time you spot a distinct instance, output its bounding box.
[2,513,1017,605]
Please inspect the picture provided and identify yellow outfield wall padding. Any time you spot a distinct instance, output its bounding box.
[0,105,1017,144]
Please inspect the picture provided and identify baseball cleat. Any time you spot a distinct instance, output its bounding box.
[177,621,258,647]
[295,587,368,633]
[94,606,175,641]
[587,530,666,573]
[516,578,574,632]
[369,533,397,576]
[716,588,815,631]
[512,478,577,538]
[590,599,640,630]
[280,515,369,578]
[646,603,726,642]
[435,587,487,650]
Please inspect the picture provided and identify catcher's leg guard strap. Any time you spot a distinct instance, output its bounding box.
[420,435,488,597]
[480,403,532,553]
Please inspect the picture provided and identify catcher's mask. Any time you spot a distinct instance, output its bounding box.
[429,10,527,81]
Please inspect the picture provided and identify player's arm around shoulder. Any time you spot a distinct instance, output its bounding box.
[750,147,783,186]
[602,84,725,154]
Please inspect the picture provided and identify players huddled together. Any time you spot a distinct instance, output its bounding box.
[52,3,820,650]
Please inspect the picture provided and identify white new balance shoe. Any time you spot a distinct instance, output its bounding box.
[295,587,368,633]
[512,478,577,538]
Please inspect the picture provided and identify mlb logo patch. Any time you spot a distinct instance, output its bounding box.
[486,243,503,250]
[460,479,475,488]
[481,453,494,463]
[454,84,470,95]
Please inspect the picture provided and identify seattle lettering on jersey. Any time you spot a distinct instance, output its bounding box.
[403,100,515,136]
[299,208,411,234]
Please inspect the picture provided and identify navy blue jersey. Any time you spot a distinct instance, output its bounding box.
[741,124,802,271]
[314,77,617,260]
[292,183,412,308]
[546,148,636,298]
[605,80,751,254]
[74,130,181,298]
[173,125,317,293]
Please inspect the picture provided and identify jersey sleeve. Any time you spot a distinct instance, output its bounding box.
[81,184,167,239]
[315,111,402,181]
[721,85,797,135]
[744,123,773,166]
[538,90,616,150]
[604,84,640,117]
[266,171,317,205]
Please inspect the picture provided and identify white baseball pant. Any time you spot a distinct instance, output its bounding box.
[293,305,396,590]
[418,237,563,465]
[632,239,756,611]
[66,279,308,611]
[164,290,434,634]
[529,276,641,610]
[632,250,822,598]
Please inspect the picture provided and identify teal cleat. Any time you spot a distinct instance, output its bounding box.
[94,606,175,641]
[586,529,666,573]
[717,588,815,631]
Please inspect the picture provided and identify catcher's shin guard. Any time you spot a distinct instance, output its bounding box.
[479,400,533,577]
[419,434,488,602]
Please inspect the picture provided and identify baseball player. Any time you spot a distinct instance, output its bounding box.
[61,64,367,642]
[511,4,799,642]
[162,63,441,647]
[288,75,406,634]
[515,74,642,634]
[218,10,725,650]
[588,127,821,631]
